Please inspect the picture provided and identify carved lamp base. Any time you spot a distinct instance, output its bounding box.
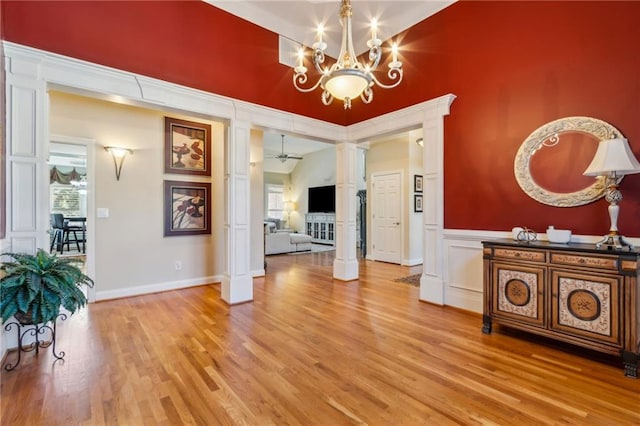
[594,233,634,250]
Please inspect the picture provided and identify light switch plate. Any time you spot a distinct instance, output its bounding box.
[97,208,109,218]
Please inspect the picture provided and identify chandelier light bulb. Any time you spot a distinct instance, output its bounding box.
[314,24,327,50]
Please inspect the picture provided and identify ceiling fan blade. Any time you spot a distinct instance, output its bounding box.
[264,135,303,162]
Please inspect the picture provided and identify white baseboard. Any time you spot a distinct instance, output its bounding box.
[95,275,223,301]
[403,258,423,266]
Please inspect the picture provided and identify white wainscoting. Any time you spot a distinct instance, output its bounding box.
[439,229,630,314]
[442,229,509,313]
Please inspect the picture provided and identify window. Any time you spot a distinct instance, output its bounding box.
[266,184,285,219]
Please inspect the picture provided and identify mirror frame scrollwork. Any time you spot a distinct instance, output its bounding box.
[514,116,623,207]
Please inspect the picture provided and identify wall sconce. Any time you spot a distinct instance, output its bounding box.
[416,137,424,147]
[104,146,134,181]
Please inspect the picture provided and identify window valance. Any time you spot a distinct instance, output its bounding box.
[50,166,86,185]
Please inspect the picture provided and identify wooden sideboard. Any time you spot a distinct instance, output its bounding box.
[482,239,640,378]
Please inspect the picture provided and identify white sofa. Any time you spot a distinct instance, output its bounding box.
[264,223,312,255]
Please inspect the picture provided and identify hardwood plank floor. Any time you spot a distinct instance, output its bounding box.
[2,251,640,425]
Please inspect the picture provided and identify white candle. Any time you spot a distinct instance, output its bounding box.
[371,18,378,41]
[392,43,398,63]
[317,24,324,45]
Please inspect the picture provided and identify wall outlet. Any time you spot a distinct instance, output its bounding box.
[175,260,182,271]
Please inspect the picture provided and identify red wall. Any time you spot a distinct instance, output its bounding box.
[428,1,640,235]
[1,0,355,124]
[348,0,640,236]
[3,1,640,236]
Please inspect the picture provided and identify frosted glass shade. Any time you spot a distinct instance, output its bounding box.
[324,69,370,101]
[583,138,640,176]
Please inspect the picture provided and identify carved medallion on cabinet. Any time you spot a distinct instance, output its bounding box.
[550,269,620,346]
[492,262,545,327]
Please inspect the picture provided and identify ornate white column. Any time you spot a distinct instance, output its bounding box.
[419,95,456,304]
[4,48,49,255]
[333,142,358,281]
[222,122,253,304]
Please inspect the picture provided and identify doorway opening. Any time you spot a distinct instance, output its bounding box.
[49,142,87,257]
[48,138,96,302]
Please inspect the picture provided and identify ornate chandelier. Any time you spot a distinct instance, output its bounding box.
[293,0,403,109]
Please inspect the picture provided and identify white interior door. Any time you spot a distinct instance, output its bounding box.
[371,172,402,264]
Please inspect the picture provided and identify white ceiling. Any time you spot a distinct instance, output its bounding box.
[206,1,455,58]
[262,132,333,174]
[206,1,451,173]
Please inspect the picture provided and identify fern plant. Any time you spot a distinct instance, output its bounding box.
[0,249,94,325]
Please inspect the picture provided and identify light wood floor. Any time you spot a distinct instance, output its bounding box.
[2,251,640,425]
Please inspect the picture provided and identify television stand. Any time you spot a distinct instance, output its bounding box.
[305,213,335,245]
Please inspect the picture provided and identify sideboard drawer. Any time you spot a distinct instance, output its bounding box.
[550,252,618,271]
[492,247,546,263]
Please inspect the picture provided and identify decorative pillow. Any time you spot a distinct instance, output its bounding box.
[264,221,276,233]
[265,218,282,229]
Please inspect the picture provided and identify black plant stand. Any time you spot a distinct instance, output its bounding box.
[3,313,67,371]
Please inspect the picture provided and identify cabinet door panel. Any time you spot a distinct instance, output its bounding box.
[492,262,545,327]
[550,269,621,346]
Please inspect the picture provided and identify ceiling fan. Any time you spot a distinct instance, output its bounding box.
[269,134,303,163]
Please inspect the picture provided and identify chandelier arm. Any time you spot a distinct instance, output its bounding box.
[293,73,324,93]
[312,49,327,74]
[321,90,334,106]
[360,86,373,104]
[366,45,382,71]
[369,67,403,89]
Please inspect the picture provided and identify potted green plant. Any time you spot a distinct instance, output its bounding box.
[0,249,94,325]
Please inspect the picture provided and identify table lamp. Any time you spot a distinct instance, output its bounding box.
[583,138,640,249]
[284,201,295,225]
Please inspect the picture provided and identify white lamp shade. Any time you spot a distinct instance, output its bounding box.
[583,138,640,176]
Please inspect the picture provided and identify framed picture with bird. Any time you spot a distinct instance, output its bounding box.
[163,180,212,236]
[164,117,212,176]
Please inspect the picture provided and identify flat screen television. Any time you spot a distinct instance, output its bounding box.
[308,185,335,213]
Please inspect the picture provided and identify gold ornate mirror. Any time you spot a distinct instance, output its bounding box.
[514,116,623,207]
